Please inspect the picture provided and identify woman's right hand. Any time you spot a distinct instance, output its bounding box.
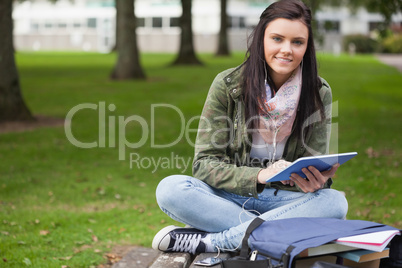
[257,159,292,184]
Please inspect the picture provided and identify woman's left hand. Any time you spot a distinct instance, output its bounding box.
[289,163,340,193]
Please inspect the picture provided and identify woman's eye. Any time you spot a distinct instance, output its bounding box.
[293,40,303,45]
[273,37,281,42]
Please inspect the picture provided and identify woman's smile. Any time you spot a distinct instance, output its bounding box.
[275,57,293,63]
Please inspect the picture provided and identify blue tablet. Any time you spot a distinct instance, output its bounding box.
[266,152,358,183]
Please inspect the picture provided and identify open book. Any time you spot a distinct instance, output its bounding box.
[335,230,401,252]
[266,152,358,183]
[298,230,400,258]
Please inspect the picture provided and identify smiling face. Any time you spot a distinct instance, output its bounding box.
[264,18,308,89]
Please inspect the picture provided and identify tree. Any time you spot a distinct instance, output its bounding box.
[346,0,402,37]
[338,0,401,23]
[173,0,202,65]
[303,0,402,29]
[111,0,146,80]
[303,0,327,44]
[303,0,402,41]
[216,0,230,56]
[0,0,34,122]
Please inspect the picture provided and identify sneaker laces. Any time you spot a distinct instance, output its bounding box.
[172,233,202,254]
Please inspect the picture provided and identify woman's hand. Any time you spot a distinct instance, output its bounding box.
[257,160,291,184]
[289,163,340,193]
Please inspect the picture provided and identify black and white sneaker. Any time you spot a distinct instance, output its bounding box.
[152,225,208,254]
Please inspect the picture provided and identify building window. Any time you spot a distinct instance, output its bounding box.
[44,22,53,29]
[137,17,179,29]
[104,37,110,46]
[58,22,67,28]
[31,22,40,31]
[87,18,97,28]
[170,17,180,27]
[137,17,145,27]
[322,20,340,33]
[103,18,112,30]
[152,17,163,28]
[229,16,246,29]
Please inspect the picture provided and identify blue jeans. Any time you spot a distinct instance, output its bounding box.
[156,175,348,252]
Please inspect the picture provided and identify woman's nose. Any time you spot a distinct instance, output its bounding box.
[280,41,292,54]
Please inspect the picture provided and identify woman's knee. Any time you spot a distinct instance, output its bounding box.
[322,189,348,219]
[155,175,189,209]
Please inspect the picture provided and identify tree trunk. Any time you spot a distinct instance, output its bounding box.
[173,0,202,65]
[303,0,323,45]
[111,0,146,80]
[110,6,120,53]
[0,0,34,122]
[216,0,230,56]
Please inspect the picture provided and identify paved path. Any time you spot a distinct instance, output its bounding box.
[376,54,402,72]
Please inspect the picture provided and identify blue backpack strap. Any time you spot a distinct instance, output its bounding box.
[239,217,265,259]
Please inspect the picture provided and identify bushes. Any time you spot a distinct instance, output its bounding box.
[343,34,379,53]
[382,34,402,53]
[343,34,402,54]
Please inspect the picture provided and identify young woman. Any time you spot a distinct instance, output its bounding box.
[152,0,348,254]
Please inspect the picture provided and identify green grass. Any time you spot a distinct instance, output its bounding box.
[1,51,401,267]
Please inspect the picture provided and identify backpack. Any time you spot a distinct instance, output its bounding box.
[221,217,400,268]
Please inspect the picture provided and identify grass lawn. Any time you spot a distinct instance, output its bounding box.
[0,51,401,267]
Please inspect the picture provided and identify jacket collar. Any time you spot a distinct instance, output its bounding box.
[224,64,244,100]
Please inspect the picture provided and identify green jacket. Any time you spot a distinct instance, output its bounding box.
[192,65,333,198]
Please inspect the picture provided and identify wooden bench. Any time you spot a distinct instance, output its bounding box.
[112,247,388,268]
[148,252,343,268]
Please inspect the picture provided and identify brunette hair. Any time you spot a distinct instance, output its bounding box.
[243,0,324,140]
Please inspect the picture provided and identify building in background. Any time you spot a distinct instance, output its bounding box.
[12,0,402,53]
